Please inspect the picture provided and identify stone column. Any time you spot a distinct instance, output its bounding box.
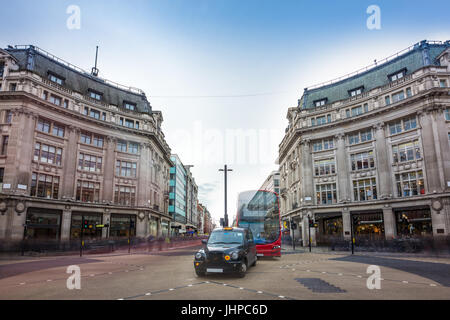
[60,209,72,241]
[301,213,309,247]
[335,133,350,202]
[382,206,397,240]
[7,201,27,240]
[431,198,448,236]
[374,122,392,199]
[157,218,162,237]
[0,201,8,239]
[102,137,116,202]
[136,212,147,238]
[342,209,351,240]
[137,143,151,207]
[300,139,313,205]
[418,109,444,193]
[102,211,111,238]
[62,127,79,199]
[433,107,450,192]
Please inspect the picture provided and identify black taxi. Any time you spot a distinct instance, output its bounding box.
[194,227,257,278]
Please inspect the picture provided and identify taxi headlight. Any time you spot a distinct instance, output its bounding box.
[231,252,239,260]
[195,252,203,260]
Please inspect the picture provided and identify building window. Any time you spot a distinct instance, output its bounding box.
[314,158,336,176]
[1,136,9,155]
[116,160,137,177]
[88,90,102,101]
[392,90,405,103]
[385,96,391,106]
[34,142,62,166]
[124,102,136,111]
[353,178,377,201]
[135,121,140,129]
[349,87,363,97]
[80,131,103,148]
[406,87,412,97]
[125,119,134,128]
[93,135,103,148]
[351,105,363,117]
[52,123,65,137]
[392,140,421,163]
[37,118,51,134]
[445,109,450,121]
[4,110,12,124]
[89,108,101,120]
[43,91,48,100]
[78,153,102,172]
[388,69,406,82]
[0,62,4,77]
[114,186,136,206]
[396,170,425,197]
[76,180,100,202]
[314,99,327,107]
[102,112,106,121]
[389,116,416,135]
[49,95,61,106]
[63,99,69,108]
[129,142,139,154]
[316,183,337,205]
[117,140,127,152]
[348,129,372,145]
[48,73,64,85]
[9,83,17,91]
[351,151,375,171]
[313,138,334,152]
[440,79,447,88]
[30,172,59,199]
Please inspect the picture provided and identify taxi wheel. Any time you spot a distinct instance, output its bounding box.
[238,261,247,278]
[195,270,206,277]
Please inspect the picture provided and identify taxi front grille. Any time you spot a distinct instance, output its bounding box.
[207,252,223,265]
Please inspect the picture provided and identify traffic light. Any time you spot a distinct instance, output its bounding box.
[353,216,360,226]
[83,220,88,229]
[290,221,297,230]
[130,219,135,229]
[309,219,314,228]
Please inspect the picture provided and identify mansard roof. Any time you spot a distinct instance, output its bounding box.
[299,40,450,110]
[5,45,152,115]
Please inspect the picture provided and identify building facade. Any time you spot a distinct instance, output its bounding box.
[278,40,450,246]
[260,170,280,195]
[185,166,198,234]
[0,45,173,243]
[169,154,187,233]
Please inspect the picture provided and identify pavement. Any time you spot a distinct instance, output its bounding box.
[0,243,449,300]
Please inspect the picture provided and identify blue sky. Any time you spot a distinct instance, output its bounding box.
[1,0,449,224]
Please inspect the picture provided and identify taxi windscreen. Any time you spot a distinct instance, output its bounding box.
[208,230,244,245]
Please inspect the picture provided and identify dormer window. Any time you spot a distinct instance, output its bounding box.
[48,72,64,85]
[88,89,102,101]
[314,98,327,107]
[348,86,364,97]
[123,102,136,111]
[388,68,407,82]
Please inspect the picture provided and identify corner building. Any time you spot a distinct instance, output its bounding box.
[0,45,173,242]
[278,40,450,246]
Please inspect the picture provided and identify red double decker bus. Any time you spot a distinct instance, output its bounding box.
[235,190,281,257]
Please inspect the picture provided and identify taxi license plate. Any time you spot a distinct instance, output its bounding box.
[257,254,264,257]
[207,268,223,273]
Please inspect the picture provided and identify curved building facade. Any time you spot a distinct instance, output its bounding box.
[0,45,173,242]
[278,40,450,246]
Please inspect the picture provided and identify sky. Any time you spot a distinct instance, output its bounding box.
[1,0,449,225]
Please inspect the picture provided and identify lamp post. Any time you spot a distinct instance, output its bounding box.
[219,165,233,227]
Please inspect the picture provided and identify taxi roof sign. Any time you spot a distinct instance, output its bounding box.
[223,227,233,231]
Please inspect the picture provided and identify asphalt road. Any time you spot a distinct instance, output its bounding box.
[0,247,449,300]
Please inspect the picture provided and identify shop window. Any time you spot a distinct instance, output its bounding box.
[70,213,103,239]
[110,214,136,238]
[395,209,432,236]
[352,213,384,237]
[25,209,62,240]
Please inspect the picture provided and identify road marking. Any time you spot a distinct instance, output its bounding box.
[239,287,244,290]
[108,272,113,275]
[357,275,362,278]
[402,281,409,284]
[145,293,151,295]
[19,282,25,285]
[338,273,343,276]
[223,284,227,286]
[169,288,174,291]
[257,291,263,294]
[47,279,52,282]
[430,284,437,287]
[90,274,95,277]
[188,284,193,287]
[117,298,124,300]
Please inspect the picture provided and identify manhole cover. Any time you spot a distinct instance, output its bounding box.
[295,278,346,293]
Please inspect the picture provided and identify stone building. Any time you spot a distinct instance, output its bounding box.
[169,154,187,234]
[0,45,173,243]
[278,40,450,246]
[260,170,280,195]
[185,166,199,234]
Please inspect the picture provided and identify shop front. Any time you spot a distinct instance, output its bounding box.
[315,212,343,245]
[70,212,103,240]
[161,220,170,237]
[148,216,158,237]
[25,208,62,240]
[352,211,385,239]
[395,207,432,237]
[109,214,136,238]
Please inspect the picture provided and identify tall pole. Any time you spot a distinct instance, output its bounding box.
[308,217,312,253]
[350,215,354,255]
[219,165,232,227]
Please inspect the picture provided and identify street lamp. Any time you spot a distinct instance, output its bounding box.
[219,165,233,227]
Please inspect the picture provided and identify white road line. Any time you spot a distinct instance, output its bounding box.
[239,287,244,290]
[145,293,151,296]
[430,284,437,287]
[169,288,174,291]
[402,281,409,284]
[117,298,124,300]
[19,283,25,285]
[338,273,343,276]
[188,284,193,287]
[257,291,263,294]
[47,280,52,282]
[279,296,285,299]
[357,275,362,278]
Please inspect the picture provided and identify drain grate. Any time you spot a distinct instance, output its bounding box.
[295,278,346,293]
